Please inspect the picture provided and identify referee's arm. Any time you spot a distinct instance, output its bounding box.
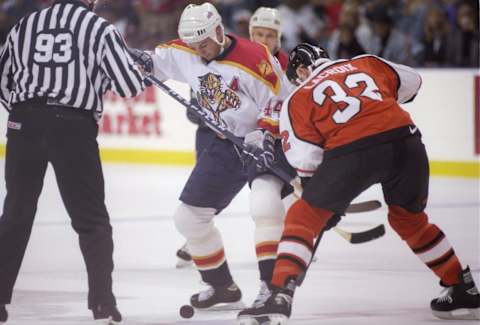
[101,26,145,98]
[0,26,16,110]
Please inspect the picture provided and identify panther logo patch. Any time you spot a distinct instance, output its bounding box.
[196,73,241,124]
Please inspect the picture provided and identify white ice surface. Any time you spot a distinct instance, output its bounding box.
[0,162,479,324]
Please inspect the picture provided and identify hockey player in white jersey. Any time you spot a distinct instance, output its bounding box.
[249,7,289,72]
[130,2,295,310]
[174,5,296,269]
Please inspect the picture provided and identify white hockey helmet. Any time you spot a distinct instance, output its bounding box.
[249,7,282,43]
[178,2,225,46]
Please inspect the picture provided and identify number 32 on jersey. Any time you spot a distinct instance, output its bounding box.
[313,72,383,123]
[281,72,383,152]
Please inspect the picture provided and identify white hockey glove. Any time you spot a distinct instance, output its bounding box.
[241,130,275,172]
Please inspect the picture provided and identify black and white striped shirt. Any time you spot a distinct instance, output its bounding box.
[0,0,144,116]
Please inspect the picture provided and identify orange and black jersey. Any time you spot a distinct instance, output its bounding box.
[280,54,422,177]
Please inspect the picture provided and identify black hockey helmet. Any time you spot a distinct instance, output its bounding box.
[286,43,330,83]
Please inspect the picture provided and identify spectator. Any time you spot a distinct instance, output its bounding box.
[328,1,367,59]
[0,0,41,44]
[421,5,452,66]
[365,4,424,65]
[446,1,479,67]
[329,24,366,59]
[230,8,251,38]
[277,0,326,51]
[396,0,429,42]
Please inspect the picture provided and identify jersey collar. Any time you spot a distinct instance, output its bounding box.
[208,34,237,63]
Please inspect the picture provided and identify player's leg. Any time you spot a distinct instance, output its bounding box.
[175,125,215,268]
[48,110,120,323]
[383,135,479,320]
[175,134,247,309]
[238,148,380,323]
[248,174,285,305]
[0,106,48,320]
[244,141,296,307]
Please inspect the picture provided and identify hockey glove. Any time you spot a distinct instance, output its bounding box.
[128,48,153,75]
[241,130,276,173]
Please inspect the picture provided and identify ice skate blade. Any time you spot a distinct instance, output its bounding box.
[237,314,288,325]
[95,317,121,324]
[432,307,480,320]
[195,301,246,312]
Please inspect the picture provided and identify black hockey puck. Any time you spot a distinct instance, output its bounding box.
[179,304,194,319]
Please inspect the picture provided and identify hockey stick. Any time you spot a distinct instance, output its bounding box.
[296,223,386,287]
[145,74,384,241]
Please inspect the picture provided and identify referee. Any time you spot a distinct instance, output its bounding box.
[0,0,144,323]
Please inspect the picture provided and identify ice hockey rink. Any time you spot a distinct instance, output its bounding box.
[0,162,478,325]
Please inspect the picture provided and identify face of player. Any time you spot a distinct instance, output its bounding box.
[296,66,311,82]
[186,27,223,61]
[250,27,279,54]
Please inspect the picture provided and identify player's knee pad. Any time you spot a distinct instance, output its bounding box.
[250,174,285,223]
[388,205,429,240]
[174,203,217,240]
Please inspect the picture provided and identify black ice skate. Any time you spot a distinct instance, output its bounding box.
[176,243,193,268]
[0,305,7,323]
[431,266,480,320]
[92,304,122,324]
[237,280,295,325]
[190,281,244,311]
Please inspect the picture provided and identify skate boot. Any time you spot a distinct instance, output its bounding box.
[0,305,7,323]
[92,304,122,324]
[431,266,480,320]
[251,281,272,308]
[176,243,193,268]
[190,281,244,310]
[237,279,295,325]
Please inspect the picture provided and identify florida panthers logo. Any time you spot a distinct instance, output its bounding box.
[196,73,241,124]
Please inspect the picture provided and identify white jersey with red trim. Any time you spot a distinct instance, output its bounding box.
[151,35,291,137]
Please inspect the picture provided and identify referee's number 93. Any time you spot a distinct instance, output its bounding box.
[33,32,74,64]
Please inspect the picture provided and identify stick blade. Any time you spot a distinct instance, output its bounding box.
[349,224,386,244]
[346,200,382,214]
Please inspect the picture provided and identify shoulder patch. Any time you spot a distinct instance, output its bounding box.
[219,37,280,95]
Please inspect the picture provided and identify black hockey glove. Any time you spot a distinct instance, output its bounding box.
[241,130,276,173]
[128,48,153,74]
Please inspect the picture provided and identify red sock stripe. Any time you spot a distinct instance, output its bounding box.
[192,249,225,268]
[272,255,306,287]
[256,241,279,258]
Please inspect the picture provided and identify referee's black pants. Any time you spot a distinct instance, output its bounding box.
[0,101,116,309]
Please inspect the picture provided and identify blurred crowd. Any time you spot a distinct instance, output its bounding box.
[1,0,479,67]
